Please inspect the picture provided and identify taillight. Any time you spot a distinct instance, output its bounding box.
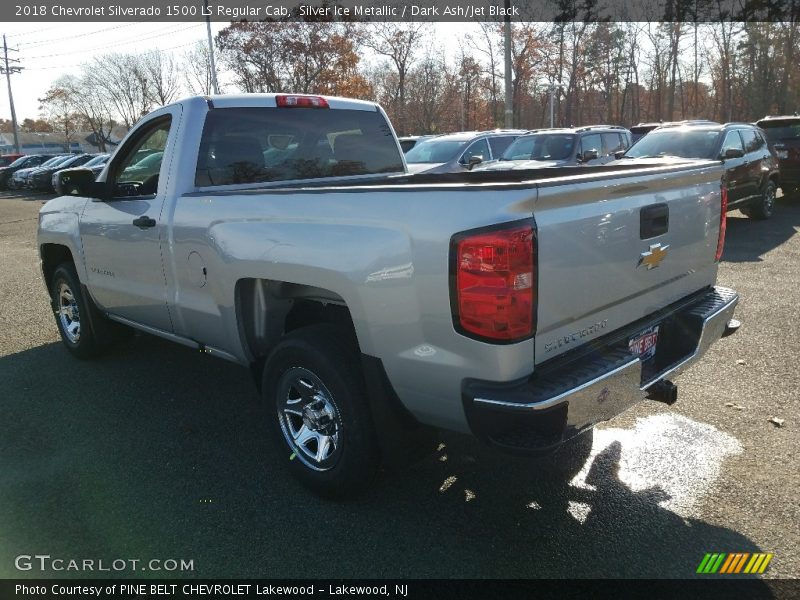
[450,220,536,342]
[275,95,329,108]
[716,183,728,261]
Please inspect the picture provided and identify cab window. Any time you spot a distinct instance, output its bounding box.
[109,116,171,198]
[721,130,745,155]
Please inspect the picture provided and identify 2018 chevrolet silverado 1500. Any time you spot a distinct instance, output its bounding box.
[39,94,739,497]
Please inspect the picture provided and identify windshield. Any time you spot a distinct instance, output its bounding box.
[84,154,110,168]
[759,122,800,142]
[9,156,32,168]
[502,134,576,161]
[38,156,69,168]
[405,139,468,163]
[57,155,91,169]
[624,130,720,159]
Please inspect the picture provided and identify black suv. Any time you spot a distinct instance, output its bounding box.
[620,122,780,219]
[756,115,800,199]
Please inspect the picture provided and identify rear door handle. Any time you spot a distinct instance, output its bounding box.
[132,216,156,229]
[640,203,669,239]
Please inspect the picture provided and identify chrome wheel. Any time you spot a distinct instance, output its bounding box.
[277,367,342,472]
[57,282,81,343]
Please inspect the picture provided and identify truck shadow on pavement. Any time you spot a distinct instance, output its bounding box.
[0,335,770,584]
[723,197,800,263]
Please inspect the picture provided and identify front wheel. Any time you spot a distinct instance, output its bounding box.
[262,324,380,497]
[749,180,777,220]
[50,263,107,359]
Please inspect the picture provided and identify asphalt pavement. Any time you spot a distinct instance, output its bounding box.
[0,189,797,580]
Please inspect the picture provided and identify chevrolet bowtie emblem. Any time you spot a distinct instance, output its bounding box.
[639,243,670,269]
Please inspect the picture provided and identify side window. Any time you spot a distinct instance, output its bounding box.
[109,116,171,198]
[580,133,602,160]
[460,138,490,164]
[602,132,625,155]
[488,136,516,158]
[721,130,745,155]
[743,129,765,153]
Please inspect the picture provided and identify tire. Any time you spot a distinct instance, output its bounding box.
[261,324,380,497]
[749,180,777,220]
[50,263,108,359]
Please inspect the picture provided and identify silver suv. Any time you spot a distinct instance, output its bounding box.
[475,125,632,171]
[404,129,527,174]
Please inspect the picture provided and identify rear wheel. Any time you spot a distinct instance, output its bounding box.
[262,324,380,497]
[749,180,777,220]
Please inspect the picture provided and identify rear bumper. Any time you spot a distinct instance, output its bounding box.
[462,286,739,454]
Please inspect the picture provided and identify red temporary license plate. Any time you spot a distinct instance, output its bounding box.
[629,325,659,361]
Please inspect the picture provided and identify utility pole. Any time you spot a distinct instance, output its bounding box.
[204,0,220,95]
[547,84,561,128]
[503,0,513,128]
[1,34,22,154]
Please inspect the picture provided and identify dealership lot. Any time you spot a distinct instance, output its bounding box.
[0,191,797,579]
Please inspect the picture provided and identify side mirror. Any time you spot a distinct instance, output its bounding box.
[614,150,626,160]
[56,168,100,197]
[581,149,599,163]
[722,147,744,160]
[467,155,483,170]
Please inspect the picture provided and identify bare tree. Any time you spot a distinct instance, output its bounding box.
[38,78,81,151]
[183,41,217,96]
[142,49,181,106]
[363,23,427,135]
[87,53,153,128]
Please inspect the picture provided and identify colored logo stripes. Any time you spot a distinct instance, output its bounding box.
[697,553,774,574]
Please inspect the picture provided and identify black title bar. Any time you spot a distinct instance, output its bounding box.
[5,0,800,22]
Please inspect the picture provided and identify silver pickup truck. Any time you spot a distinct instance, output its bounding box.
[38,94,739,496]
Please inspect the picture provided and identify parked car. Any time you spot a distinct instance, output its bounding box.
[404,129,526,174]
[0,153,25,168]
[0,154,56,189]
[120,151,164,182]
[30,153,96,192]
[39,93,738,497]
[614,122,779,219]
[630,120,720,144]
[756,115,800,198]
[28,154,94,192]
[474,125,632,171]
[52,153,111,194]
[9,155,71,190]
[397,135,437,153]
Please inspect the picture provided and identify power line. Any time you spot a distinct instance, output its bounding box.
[19,22,144,49]
[25,39,204,71]
[5,24,64,39]
[24,23,204,60]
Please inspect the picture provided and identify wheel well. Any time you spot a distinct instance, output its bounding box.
[40,244,75,286]
[237,278,358,363]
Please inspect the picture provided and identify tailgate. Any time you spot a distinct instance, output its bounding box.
[533,163,724,363]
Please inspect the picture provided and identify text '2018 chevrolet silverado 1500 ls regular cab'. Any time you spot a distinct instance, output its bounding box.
[39,94,739,497]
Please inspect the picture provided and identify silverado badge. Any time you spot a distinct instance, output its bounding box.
[638,243,670,270]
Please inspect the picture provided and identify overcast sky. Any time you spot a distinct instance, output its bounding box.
[0,22,471,122]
